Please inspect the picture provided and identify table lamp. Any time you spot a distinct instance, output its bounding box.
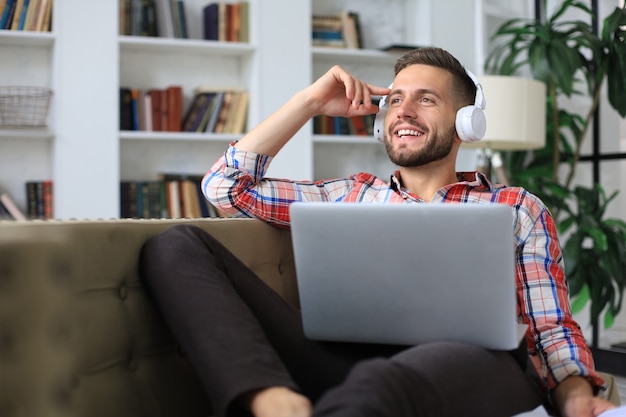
[463,75,547,184]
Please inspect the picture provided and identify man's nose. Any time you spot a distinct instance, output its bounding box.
[397,101,417,119]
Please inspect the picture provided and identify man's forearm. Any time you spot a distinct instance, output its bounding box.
[234,90,318,157]
[552,375,595,415]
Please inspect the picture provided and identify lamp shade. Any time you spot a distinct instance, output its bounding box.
[462,75,547,150]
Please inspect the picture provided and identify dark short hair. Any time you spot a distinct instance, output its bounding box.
[394,47,476,107]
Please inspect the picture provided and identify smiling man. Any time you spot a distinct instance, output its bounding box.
[140,47,614,417]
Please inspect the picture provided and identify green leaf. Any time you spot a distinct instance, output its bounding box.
[571,283,590,313]
[604,309,614,329]
[588,227,608,253]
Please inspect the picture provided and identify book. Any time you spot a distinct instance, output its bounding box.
[229,90,248,134]
[120,88,134,130]
[213,91,232,134]
[202,2,249,42]
[120,180,164,218]
[168,0,187,38]
[120,181,137,218]
[0,199,12,219]
[22,0,37,31]
[144,92,153,131]
[350,115,368,136]
[238,1,249,43]
[202,2,219,40]
[16,0,29,30]
[157,173,220,219]
[222,90,240,134]
[340,11,360,49]
[175,0,188,38]
[154,0,174,37]
[0,0,16,29]
[147,88,162,131]
[228,3,239,41]
[312,11,363,49]
[131,88,140,130]
[312,14,345,48]
[9,0,23,30]
[37,0,50,31]
[30,0,48,31]
[182,91,215,132]
[166,85,183,132]
[139,0,158,36]
[204,91,225,133]
[0,192,27,220]
[164,178,180,218]
[25,180,53,219]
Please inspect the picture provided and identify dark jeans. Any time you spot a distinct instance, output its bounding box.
[140,224,545,417]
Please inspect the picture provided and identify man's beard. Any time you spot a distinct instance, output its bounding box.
[384,124,456,167]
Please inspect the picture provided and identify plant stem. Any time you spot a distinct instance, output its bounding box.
[564,78,604,190]
[550,82,561,183]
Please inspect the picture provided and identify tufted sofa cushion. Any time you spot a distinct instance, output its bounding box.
[0,218,297,417]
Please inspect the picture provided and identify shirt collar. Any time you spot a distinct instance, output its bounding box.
[389,170,499,198]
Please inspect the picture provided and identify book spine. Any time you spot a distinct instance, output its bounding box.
[9,0,24,30]
[42,180,53,219]
[202,2,218,40]
[0,192,27,220]
[166,85,183,132]
[17,0,29,30]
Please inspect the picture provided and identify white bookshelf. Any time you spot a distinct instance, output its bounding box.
[0,0,531,218]
[0,28,56,214]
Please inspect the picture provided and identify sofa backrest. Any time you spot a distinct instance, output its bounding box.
[0,218,297,417]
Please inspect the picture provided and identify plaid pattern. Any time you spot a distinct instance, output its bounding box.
[202,144,606,395]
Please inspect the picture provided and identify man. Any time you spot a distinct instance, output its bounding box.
[140,47,614,417]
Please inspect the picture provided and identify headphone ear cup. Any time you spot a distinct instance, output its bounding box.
[455,105,486,143]
[373,106,387,142]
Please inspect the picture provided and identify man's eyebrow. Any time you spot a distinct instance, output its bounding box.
[388,88,442,99]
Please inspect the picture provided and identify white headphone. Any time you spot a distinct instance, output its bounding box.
[373,69,487,144]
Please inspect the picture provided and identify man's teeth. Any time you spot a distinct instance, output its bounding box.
[397,129,422,137]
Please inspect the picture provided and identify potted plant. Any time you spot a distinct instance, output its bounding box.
[484,0,626,346]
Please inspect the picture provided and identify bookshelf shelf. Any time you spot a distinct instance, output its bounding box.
[0,30,55,47]
[313,134,377,144]
[120,130,240,142]
[0,128,53,140]
[118,35,255,56]
[312,46,402,64]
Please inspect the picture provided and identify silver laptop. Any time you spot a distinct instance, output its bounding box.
[289,202,526,350]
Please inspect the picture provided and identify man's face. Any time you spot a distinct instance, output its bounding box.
[383,65,459,168]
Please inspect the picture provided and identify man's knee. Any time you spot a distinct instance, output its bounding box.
[140,224,210,286]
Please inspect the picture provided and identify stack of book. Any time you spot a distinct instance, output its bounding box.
[0,0,52,31]
[313,114,376,137]
[181,88,249,134]
[120,174,222,219]
[120,86,184,132]
[25,180,53,219]
[312,10,362,49]
[0,181,53,221]
[119,0,188,38]
[202,1,249,42]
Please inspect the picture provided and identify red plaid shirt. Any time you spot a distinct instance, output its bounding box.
[202,143,606,395]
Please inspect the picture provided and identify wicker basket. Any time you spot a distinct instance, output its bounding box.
[0,86,53,128]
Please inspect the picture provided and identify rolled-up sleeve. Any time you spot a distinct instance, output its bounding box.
[514,197,606,396]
